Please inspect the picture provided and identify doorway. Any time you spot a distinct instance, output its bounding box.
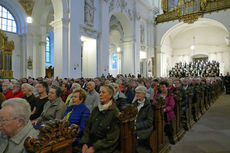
[81,36,97,78]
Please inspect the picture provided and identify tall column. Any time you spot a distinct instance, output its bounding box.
[155,45,162,77]
[20,33,27,78]
[39,41,46,77]
[122,41,135,75]
[99,1,110,76]
[50,18,69,78]
[69,0,82,78]
[21,32,34,78]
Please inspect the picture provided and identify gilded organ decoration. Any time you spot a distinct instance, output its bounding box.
[157,0,230,24]
[162,0,168,13]
[0,30,14,79]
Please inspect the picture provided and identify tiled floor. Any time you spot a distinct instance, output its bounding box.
[169,94,230,153]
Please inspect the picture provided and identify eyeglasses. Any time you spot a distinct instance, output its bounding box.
[0,118,18,123]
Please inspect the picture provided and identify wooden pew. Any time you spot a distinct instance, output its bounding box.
[200,84,205,114]
[24,120,80,153]
[191,85,199,123]
[204,84,209,110]
[173,90,185,141]
[117,104,138,153]
[196,86,202,119]
[185,87,193,130]
[151,96,170,153]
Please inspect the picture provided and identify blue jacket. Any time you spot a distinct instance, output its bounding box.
[64,103,90,142]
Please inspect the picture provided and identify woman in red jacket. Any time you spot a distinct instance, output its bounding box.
[153,81,175,144]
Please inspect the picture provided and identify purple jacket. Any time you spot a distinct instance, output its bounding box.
[153,92,175,121]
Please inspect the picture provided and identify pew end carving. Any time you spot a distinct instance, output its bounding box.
[151,96,170,153]
[118,104,138,153]
[24,120,80,153]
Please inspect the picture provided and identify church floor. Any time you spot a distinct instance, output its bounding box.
[169,94,230,153]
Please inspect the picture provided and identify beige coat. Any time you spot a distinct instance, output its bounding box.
[37,97,67,124]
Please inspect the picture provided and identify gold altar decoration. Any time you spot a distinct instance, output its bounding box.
[19,0,35,16]
[0,30,14,79]
[157,0,230,24]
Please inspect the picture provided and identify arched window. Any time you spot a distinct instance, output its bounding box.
[45,37,51,64]
[111,53,118,69]
[0,5,17,33]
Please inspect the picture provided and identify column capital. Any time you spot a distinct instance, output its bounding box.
[50,17,70,28]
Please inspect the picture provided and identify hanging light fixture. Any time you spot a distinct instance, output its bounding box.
[190,36,196,50]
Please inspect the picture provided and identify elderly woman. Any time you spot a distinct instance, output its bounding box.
[153,81,175,144]
[2,82,13,100]
[79,85,120,153]
[22,83,37,113]
[0,98,38,152]
[32,85,67,127]
[133,86,154,153]
[65,83,81,107]
[63,88,90,143]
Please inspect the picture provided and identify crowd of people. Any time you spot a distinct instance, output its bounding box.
[0,73,229,153]
[169,60,220,78]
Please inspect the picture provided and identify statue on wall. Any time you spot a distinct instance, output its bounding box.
[84,0,96,27]
[27,56,33,70]
[140,24,145,44]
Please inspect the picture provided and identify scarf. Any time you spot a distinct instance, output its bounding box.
[98,100,113,112]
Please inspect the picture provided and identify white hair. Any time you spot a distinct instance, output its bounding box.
[71,83,81,89]
[135,86,147,94]
[87,81,95,88]
[22,83,34,93]
[2,82,13,90]
[2,98,31,125]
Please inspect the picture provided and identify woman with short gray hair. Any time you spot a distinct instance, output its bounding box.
[1,98,31,125]
[22,83,37,113]
[0,98,38,153]
[133,86,154,153]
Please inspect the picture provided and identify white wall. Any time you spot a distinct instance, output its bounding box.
[82,38,97,78]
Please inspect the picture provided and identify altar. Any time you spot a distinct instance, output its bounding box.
[0,30,14,79]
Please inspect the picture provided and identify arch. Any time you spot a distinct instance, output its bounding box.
[158,18,230,76]
[51,0,69,20]
[108,11,134,76]
[109,11,132,39]
[0,0,27,34]
[191,54,209,59]
[161,18,229,46]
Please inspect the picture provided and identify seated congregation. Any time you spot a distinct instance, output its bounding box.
[0,76,224,153]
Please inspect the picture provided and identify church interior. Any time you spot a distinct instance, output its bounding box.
[0,0,230,153]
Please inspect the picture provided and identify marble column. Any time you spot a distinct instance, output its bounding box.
[69,0,82,78]
[39,41,46,77]
[99,1,110,76]
[155,45,162,77]
[50,18,69,78]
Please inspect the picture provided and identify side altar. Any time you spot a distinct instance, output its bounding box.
[0,30,14,79]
